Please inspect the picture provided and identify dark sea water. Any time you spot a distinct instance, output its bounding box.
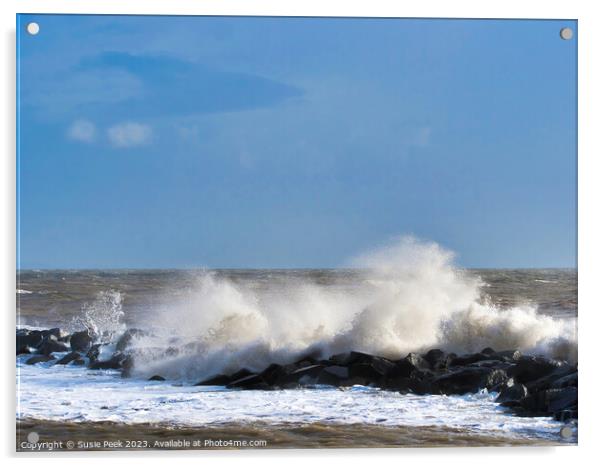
[17,268,577,328]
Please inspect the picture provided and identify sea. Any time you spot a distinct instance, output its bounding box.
[16,264,577,448]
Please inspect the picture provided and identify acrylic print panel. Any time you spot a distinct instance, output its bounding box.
[16,15,577,451]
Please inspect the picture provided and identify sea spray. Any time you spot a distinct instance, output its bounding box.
[92,237,576,380]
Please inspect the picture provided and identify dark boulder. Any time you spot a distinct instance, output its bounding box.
[89,352,129,370]
[520,387,577,416]
[525,365,577,392]
[195,374,232,386]
[316,365,350,386]
[115,328,146,351]
[433,367,508,395]
[71,359,86,366]
[148,375,166,381]
[26,354,56,365]
[509,356,567,384]
[385,373,433,394]
[41,328,61,339]
[70,330,94,352]
[423,349,453,371]
[86,344,102,364]
[229,368,253,381]
[496,380,528,403]
[16,329,43,353]
[226,374,270,390]
[55,352,82,365]
[390,353,431,378]
[549,371,578,389]
[449,352,491,367]
[282,364,325,385]
[37,336,70,355]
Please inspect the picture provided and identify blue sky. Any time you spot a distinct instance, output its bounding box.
[17,15,577,269]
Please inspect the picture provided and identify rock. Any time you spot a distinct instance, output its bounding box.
[115,328,146,351]
[390,353,431,378]
[89,352,129,370]
[115,328,148,351]
[229,368,253,381]
[316,365,350,386]
[423,349,452,371]
[525,366,577,392]
[328,352,352,365]
[259,363,291,386]
[16,329,43,353]
[55,352,82,365]
[520,387,577,415]
[496,380,528,403]
[481,347,496,356]
[226,374,270,390]
[385,374,433,394]
[195,374,232,386]
[17,346,31,355]
[449,352,491,367]
[433,367,508,395]
[26,354,55,365]
[492,350,522,362]
[86,344,102,364]
[41,328,62,339]
[467,360,513,371]
[37,336,70,355]
[148,375,166,381]
[283,364,325,385]
[71,359,86,366]
[70,330,94,352]
[509,356,567,384]
[549,371,578,389]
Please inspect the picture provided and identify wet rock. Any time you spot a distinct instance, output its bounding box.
[525,365,577,392]
[226,374,270,390]
[26,354,56,365]
[229,368,253,381]
[70,330,94,352]
[283,364,325,385]
[89,351,129,370]
[449,352,491,367]
[496,380,528,403]
[115,328,146,352]
[41,328,62,339]
[37,336,70,355]
[55,352,82,365]
[259,363,295,386]
[509,356,567,384]
[520,387,577,416]
[316,365,350,386]
[16,329,43,353]
[433,367,508,395]
[549,371,578,389]
[148,375,166,381]
[71,359,86,366]
[195,374,232,386]
[423,349,453,371]
[390,353,431,378]
[86,344,102,364]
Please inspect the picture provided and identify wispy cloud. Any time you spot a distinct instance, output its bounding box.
[67,119,96,143]
[107,122,152,148]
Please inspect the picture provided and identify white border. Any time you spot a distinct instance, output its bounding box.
[2,1,601,464]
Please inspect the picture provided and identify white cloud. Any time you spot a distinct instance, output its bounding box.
[67,119,96,143]
[107,122,152,148]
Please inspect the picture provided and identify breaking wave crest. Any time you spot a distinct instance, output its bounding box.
[87,237,576,380]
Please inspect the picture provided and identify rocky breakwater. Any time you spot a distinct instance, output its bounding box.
[16,327,577,422]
